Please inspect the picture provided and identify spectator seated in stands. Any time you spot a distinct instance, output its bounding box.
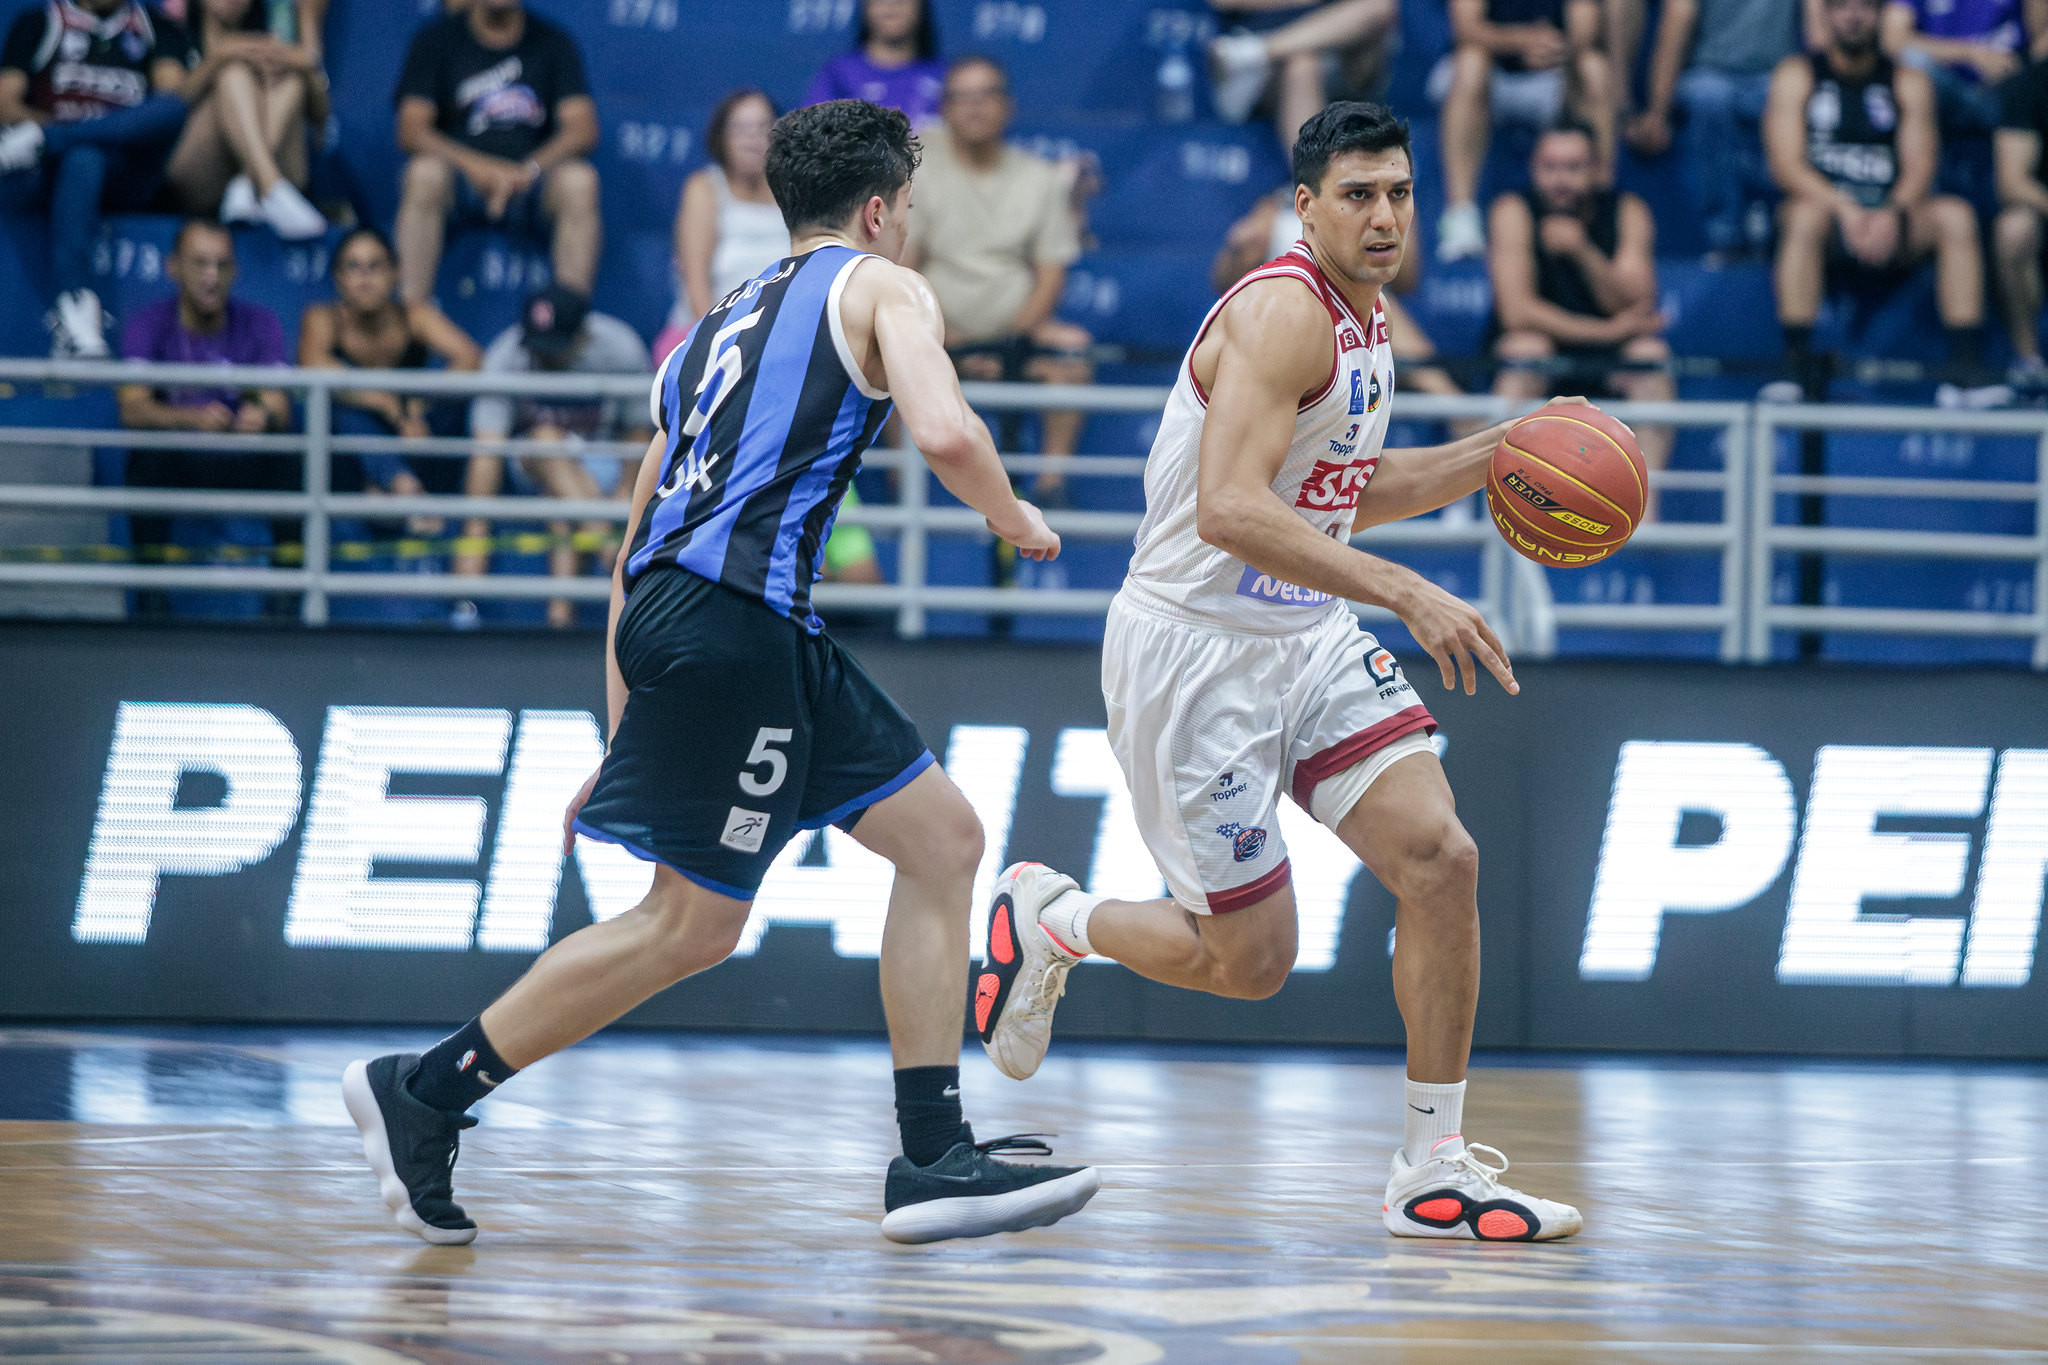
[1995,55,2048,389]
[908,56,1090,506]
[393,0,599,308]
[117,218,293,592]
[652,88,787,364]
[1625,0,1801,258]
[1766,0,1992,401]
[460,284,650,628]
[1213,184,1466,402]
[805,0,943,127]
[1881,0,2027,138]
[164,0,327,239]
[1433,0,1617,261]
[1487,121,1676,507]
[299,225,481,519]
[1207,0,1399,155]
[0,0,191,357]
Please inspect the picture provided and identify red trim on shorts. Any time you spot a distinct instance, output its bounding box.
[1289,704,1438,813]
[1207,858,1293,914]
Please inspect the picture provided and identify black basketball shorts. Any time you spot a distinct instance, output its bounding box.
[573,567,934,899]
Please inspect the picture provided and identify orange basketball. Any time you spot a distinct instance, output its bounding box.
[1485,402,1647,567]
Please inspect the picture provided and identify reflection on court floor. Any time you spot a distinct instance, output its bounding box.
[1,1028,2044,1364]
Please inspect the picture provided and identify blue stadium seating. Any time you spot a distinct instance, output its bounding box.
[0,0,2034,659]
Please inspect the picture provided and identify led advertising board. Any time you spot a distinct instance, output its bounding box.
[3,623,2043,1055]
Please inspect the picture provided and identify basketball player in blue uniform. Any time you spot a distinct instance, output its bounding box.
[342,100,1100,1248]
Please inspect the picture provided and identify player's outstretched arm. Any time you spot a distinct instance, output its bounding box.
[1356,396,1592,530]
[869,265,1059,562]
[1197,281,1518,696]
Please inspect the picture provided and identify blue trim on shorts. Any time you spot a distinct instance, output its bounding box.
[571,818,756,902]
[798,749,937,831]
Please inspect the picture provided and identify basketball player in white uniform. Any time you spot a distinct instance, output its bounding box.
[974,103,1584,1241]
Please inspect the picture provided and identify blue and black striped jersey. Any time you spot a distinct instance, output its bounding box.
[628,245,893,630]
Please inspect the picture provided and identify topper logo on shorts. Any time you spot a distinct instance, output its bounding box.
[1214,821,1269,862]
[1212,771,1249,801]
[1295,456,1379,511]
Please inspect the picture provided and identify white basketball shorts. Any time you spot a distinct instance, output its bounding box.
[1102,587,1438,915]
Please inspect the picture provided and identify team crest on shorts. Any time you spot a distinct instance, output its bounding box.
[1215,821,1268,862]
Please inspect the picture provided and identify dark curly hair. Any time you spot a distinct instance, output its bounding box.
[766,99,921,235]
[1293,101,1412,193]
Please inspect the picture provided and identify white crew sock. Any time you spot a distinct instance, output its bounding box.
[1036,889,1102,956]
[1403,1078,1467,1166]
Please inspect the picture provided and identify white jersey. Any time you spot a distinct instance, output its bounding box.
[1125,241,1395,634]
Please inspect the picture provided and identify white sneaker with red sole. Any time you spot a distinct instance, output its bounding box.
[1383,1135,1583,1241]
[975,861,1084,1081]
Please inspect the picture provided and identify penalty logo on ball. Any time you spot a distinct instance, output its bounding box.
[1500,468,1612,536]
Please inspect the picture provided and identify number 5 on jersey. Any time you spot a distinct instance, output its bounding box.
[720,727,792,858]
[739,727,793,796]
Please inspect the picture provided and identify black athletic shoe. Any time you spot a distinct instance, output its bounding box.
[341,1053,480,1245]
[880,1132,1102,1244]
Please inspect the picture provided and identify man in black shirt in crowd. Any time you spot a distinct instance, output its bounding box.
[1993,56,2048,390]
[0,0,192,357]
[393,0,599,308]
[1765,0,1988,401]
[1487,120,1675,504]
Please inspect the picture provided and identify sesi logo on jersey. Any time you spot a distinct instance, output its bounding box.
[1295,456,1380,510]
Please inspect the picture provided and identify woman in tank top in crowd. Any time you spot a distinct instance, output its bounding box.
[652,89,790,363]
[298,226,481,518]
[165,0,331,238]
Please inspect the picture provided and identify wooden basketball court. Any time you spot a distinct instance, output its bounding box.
[0,1026,2042,1363]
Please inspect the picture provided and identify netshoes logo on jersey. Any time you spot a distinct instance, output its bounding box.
[1580,741,2048,987]
[67,703,1395,973]
[1234,564,1335,608]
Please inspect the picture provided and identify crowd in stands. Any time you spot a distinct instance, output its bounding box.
[6,0,2048,620]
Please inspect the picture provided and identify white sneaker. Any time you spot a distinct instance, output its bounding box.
[219,173,262,224]
[1384,1135,1583,1241]
[259,179,328,240]
[1935,380,2015,411]
[1208,30,1270,124]
[48,289,109,359]
[975,861,1083,1081]
[1436,203,1485,262]
[0,121,44,173]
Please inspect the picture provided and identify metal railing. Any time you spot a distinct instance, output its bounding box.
[0,360,2041,666]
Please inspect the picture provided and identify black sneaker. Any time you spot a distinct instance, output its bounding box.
[341,1054,480,1245]
[880,1132,1102,1244]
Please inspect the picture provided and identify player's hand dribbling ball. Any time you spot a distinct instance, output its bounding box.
[1486,401,1647,566]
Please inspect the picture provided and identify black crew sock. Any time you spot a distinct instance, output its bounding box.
[1783,325,1826,398]
[407,1017,518,1114]
[894,1065,970,1166]
[1782,324,1813,372]
[1947,326,1983,374]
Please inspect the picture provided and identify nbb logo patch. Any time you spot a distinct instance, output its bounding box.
[1580,741,2048,987]
[1501,469,1611,536]
[1295,456,1379,510]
